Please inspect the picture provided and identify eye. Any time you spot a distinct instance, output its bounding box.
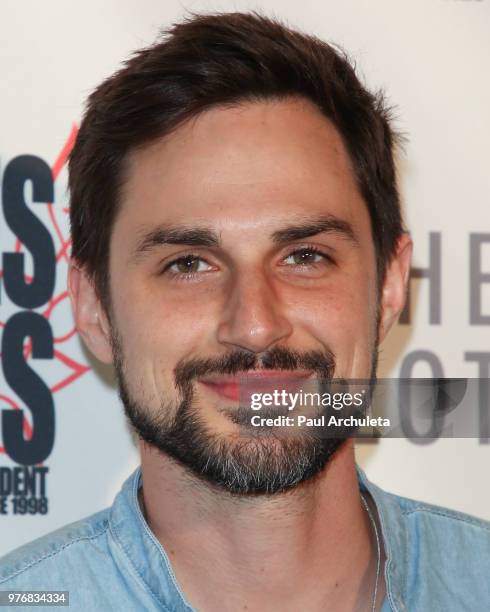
[165,255,212,276]
[283,247,331,266]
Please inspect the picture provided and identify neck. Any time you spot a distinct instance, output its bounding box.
[139,441,381,611]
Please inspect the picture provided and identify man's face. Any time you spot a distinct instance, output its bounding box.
[79,98,403,494]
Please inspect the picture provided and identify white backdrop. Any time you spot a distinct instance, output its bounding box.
[1,0,489,556]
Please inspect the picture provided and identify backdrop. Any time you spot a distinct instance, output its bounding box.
[1,0,489,556]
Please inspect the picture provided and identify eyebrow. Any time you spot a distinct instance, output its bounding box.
[132,226,220,262]
[271,214,358,245]
[131,214,358,262]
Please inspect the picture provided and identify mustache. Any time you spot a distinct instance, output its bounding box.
[174,346,336,393]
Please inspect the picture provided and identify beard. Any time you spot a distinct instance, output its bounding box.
[112,329,378,496]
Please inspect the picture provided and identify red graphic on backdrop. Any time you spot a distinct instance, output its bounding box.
[0,125,90,453]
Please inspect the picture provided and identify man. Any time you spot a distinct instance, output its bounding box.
[1,11,489,611]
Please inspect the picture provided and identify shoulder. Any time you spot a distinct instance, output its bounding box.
[379,488,490,607]
[389,489,490,547]
[360,467,490,557]
[365,479,490,609]
[0,509,111,587]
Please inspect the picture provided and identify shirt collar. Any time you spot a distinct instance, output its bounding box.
[357,466,408,612]
[110,466,408,611]
[109,467,195,611]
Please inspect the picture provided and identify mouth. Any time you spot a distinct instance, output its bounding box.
[198,370,314,401]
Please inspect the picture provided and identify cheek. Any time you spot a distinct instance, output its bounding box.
[109,273,218,382]
[291,270,374,326]
[285,275,377,374]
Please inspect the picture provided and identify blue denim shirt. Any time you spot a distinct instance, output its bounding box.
[1,467,490,611]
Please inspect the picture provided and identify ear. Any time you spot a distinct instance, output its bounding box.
[378,233,413,344]
[68,261,113,363]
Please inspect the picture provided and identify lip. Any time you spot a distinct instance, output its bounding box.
[199,370,314,401]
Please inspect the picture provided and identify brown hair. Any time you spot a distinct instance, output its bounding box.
[69,11,404,306]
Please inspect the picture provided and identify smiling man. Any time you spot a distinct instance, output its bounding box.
[1,11,490,612]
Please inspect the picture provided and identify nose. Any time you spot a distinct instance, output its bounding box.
[216,269,293,353]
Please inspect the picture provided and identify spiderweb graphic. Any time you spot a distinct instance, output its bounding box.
[0,126,91,453]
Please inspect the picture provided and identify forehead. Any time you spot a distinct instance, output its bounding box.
[116,98,370,241]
